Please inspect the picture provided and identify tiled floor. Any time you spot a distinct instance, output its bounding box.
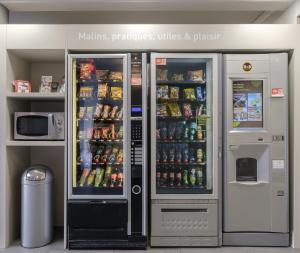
[2,238,300,253]
[1,231,299,253]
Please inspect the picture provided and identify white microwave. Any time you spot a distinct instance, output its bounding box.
[14,112,64,140]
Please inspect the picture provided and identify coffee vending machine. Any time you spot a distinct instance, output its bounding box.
[67,53,147,249]
[223,54,289,246]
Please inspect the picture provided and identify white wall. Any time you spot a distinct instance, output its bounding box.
[8,11,264,24]
[264,0,300,23]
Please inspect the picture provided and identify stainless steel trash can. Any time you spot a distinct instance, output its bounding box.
[21,165,54,248]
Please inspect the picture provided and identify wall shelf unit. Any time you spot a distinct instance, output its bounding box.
[3,48,66,248]
[6,92,65,101]
[6,140,66,147]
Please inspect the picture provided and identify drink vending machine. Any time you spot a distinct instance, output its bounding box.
[223,54,289,246]
[67,53,147,249]
[150,53,222,247]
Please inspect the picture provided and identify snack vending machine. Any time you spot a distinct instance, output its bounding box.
[67,53,147,249]
[223,54,289,246]
[150,53,221,247]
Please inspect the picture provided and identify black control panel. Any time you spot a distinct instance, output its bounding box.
[130,53,144,236]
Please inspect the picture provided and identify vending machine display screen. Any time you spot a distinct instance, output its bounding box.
[232,80,263,128]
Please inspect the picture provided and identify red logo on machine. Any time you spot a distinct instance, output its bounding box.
[272,88,284,97]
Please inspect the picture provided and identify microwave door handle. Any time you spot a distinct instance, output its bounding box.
[48,113,54,137]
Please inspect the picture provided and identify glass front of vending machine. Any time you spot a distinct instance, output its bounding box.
[67,53,147,249]
[150,53,221,247]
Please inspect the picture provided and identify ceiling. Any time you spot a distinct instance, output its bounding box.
[0,0,295,12]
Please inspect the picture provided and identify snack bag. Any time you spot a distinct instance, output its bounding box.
[86,106,94,119]
[93,128,102,140]
[157,69,168,81]
[80,62,95,79]
[86,128,94,139]
[109,71,123,81]
[117,126,123,139]
[170,86,179,100]
[171,73,184,81]
[156,104,168,117]
[98,83,108,98]
[196,86,204,101]
[116,107,123,119]
[167,103,182,117]
[187,69,204,82]
[183,88,196,100]
[80,86,93,97]
[78,107,86,119]
[157,85,169,99]
[183,103,193,118]
[94,103,104,118]
[102,105,112,119]
[96,69,109,80]
[110,124,116,140]
[110,106,119,119]
[12,80,32,93]
[110,86,123,99]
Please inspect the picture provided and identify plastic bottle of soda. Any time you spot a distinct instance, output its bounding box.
[175,166,182,187]
[156,165,161,187]
[169,165,175,187]
[161,165,168,187]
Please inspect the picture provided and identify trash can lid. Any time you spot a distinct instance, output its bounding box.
[26,168,46,181]
[21,164,54,184]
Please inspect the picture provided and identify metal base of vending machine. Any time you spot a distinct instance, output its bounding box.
[150,200,220,247]
[67,200,148,250]
[223,232,289,247]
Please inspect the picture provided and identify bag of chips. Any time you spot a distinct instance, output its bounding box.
[183,103,193,118]
[94,103,104,118]
[157,69,168,81]
[98,83,108,98]
[196,86,204,101]
[167,103,182,117]
[183,88,196,100]
[80,86,94,98]
[171,73,184,81]
[79,107,86,119]
[80,62,95,79]
[169,86,179,100]
[157,85,169,99]
[187,69,204,82]
[156,104,168,117]
[109,71,123,81]
[96,70,109,80]
[110,86,123,99]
